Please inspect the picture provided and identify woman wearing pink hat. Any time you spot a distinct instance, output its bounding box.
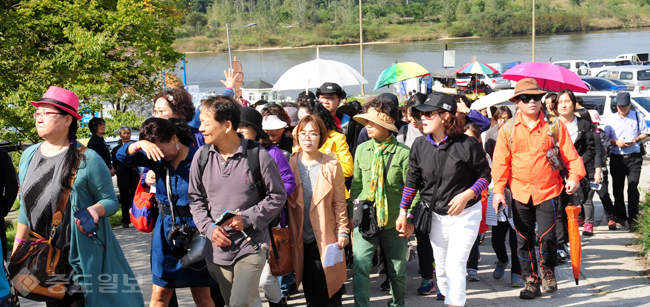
[12,86,144,306]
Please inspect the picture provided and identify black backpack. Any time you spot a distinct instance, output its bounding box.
[196,139,281,228]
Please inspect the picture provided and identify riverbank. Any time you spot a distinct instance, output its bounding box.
[173,17,650,53]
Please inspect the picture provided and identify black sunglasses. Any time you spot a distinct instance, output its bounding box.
[518,94,544,103]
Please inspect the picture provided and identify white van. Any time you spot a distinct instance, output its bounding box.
[587,58,634,76]
[594,66,650,88]
[553,60,589,75]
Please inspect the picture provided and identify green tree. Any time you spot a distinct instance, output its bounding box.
[186,11,209,34]
[0,0,184,145]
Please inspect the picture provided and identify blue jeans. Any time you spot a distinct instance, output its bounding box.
[279,273,295,297]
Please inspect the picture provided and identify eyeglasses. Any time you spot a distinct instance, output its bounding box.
[33,111,62,119]
[297,132,320,139]
[518,94,544,103]
[238,123,250,129]
[152,109,168,117]
[497,117,510,122]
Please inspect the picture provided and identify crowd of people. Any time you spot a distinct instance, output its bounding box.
[0,73,646,307]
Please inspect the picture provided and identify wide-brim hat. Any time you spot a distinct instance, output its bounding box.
[413,92,457,115]
[262,115,289,130]
[353,107,398,132]
[509,78,547,102]
[31,86,82,120]
[240,107,269,139]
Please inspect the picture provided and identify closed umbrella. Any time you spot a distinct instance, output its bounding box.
[565,203,582,285]
[503,62,589,93]
[272,58,368,92]
[373,62,430,91]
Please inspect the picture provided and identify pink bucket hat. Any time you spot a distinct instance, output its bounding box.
[31,86,82,120]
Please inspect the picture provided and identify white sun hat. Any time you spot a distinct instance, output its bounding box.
[262,115,288,130]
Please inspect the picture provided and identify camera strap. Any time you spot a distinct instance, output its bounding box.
[165,168,177,227]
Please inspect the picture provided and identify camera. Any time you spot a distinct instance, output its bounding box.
[168,224,195,259]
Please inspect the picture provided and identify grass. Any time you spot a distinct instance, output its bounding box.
[635,191,650,263]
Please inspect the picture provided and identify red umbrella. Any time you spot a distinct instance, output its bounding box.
[503,62,590,93]
[565,204,582,285]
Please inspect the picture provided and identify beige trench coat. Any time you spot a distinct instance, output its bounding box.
[287,152,349,298]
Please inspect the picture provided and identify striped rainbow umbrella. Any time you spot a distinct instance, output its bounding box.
[373,62,430,91]
[455,61,499,75]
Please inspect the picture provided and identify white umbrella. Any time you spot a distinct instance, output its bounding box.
[470,90,515,111]
[272,58,368,92]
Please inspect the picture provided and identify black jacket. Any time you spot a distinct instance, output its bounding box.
[0,147,17,219]
[406,134,491,215]
[571,116,602,170]
[337,110,361,156]
[111,143,141,188]
[87,134,112,171]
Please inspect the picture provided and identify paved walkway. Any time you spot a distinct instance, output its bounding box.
[17,163,650,306]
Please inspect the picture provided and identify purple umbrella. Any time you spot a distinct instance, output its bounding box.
[503,62,590,93]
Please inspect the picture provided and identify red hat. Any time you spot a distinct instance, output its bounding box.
[31,86,82,120]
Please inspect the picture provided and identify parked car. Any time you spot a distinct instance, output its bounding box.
[581,76,634,91]
[553,60,589,75]
[593,66,650,88]
[576,89,650,155]
[588,58,634,76]
[456,73,512,90]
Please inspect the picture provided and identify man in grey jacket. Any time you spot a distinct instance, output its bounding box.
[188,95,287,307]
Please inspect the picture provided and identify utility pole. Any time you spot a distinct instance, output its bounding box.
[532,0,536,62]
[360,0,365,95]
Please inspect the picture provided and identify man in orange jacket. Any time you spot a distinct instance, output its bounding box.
[492,79,586,300]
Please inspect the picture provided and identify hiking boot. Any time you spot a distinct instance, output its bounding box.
[417,278,435,295]
[467,269,480,281]
[511,273,523,287]
[436,289,445,300]
[629,221,639,232]
[557,248,568,263]
[493,259,509,280]
[520,277,541,299]
[608,220,617,230]
[380,278,390,292]
[541,266,558,293]
[269,297,287,307]
[582,223,594,236]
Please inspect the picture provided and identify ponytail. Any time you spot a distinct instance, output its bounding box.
[57,107,85,190]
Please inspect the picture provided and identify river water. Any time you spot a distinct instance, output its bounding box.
[176,28,650,97]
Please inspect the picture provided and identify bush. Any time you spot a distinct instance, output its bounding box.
[635,191,650,262]
[447,22,473,37]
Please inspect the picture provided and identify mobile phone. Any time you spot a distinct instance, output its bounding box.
[74,209,99,234]
[497,203,506,214]
[590,181,602,191]
[215,209,238,227]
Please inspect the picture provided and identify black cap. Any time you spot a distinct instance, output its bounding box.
[413,92,457,114]
[240,107,269,139]
[316,82,346,99]
[616,92,631,107]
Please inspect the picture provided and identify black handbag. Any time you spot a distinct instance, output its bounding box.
[353,154,394,239]
[412,148,451,234]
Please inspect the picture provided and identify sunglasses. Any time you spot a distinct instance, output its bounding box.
[518,94,544,103]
